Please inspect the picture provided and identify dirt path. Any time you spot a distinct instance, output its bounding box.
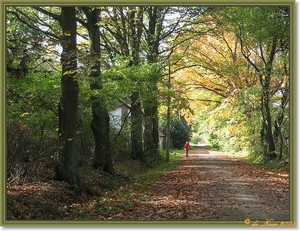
[120,149,290,222]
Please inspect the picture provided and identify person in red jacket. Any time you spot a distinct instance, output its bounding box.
[184,141,190,157]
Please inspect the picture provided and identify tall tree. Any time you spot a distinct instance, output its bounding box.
[6,7,82,182]
[100,6,145,161]
[171,6,289,159]
[57,7,79,184]
[128,6,144,161]
[142,7,203,157]
[81,7,115,174]
[226,7,289,159]
[142,7,163,157]
[13,6,116,173]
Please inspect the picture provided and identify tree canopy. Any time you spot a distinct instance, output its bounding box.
[6,5,290,186]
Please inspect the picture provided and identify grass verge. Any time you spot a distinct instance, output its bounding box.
[81,149,184,219]
[241,153,289,173]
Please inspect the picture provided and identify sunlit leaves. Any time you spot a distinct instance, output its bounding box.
[168,6,289,157]
[101,55,163,111]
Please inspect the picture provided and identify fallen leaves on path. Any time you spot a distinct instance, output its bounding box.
[6,151,290,222]
[115,152,289,221]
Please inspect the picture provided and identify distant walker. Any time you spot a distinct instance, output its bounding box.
[184,141,190,157]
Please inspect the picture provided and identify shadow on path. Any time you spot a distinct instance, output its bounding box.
[119,149,289,222]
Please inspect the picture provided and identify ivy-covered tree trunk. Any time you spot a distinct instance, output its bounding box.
[57,7,79,184]
[83,7,115,174]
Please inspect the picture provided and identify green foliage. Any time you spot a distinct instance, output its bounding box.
[7,7,61,77]
[160,115,191,149]
[191,80,289,160]
[7,72,61,161]
[6,72,62,184]
[101,56,163,110]
[185,6,290,162]
[109,125,131,161]
[6,64,93,183]
[207,133,220,151]
[6,5,290,185]
[190,136,200,144]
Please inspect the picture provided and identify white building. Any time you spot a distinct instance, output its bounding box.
[110,103,131,130]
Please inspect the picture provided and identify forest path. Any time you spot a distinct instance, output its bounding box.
[119,149,290,222]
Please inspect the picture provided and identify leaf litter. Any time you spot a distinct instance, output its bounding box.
[6,149,289,221]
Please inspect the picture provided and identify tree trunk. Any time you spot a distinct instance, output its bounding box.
[274,86,289,160]
[144,108,155,156]
[91,100,114,174]
[130,92,144,160]
[261,75,276,160]
[57,7,79,184]
[144,93,159,156]
[129,7,144,161]
[143,7,163,157]
[83,7,115,174]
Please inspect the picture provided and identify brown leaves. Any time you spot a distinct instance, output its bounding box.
[6,150,290,221]
[116,152,289,221]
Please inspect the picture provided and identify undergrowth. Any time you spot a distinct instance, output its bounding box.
[241,153,289,173]
[6,149,184,220]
